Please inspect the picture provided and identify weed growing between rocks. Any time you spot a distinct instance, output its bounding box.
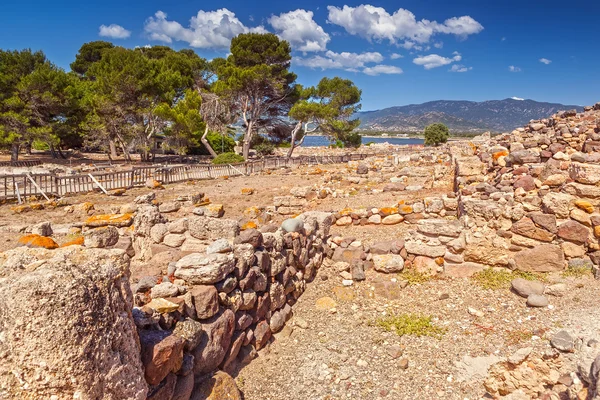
[471,269,547,290]
[399,270,431,285]
[374,313,446,339]
[561,265,593,279]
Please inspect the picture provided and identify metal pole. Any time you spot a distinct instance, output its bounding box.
[14,182,22,204]
[88,174,109,195]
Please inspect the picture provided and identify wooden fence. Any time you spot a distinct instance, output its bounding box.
[0,149,422,202]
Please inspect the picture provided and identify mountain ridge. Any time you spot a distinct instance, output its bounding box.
[357,98,583,133]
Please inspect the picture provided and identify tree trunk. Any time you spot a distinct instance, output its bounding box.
[109,139,118,159]
[286,121,302,159]
[201,126,218,158]
[10,143,19,162]
[57,146,66,159]
[25,142,32,155]
[242,122,253,159]
[49,143,57,159]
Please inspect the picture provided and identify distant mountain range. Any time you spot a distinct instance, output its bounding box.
[357,98,583,133]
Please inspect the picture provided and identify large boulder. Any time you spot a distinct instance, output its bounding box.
[188,216,239,241]
[0,247,147,399]
[174,253,235,284]
[192,309,235,376]
[513,244,565,272]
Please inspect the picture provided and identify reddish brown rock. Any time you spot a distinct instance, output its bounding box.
[139,330,185,386]
[192,309,235,376]
[510,217,554,242]
[253,320,272,350]
[513,175,536,191]
[147,373,177,400]
[171,374,194,400]
[527,212,557,234]
[187,285,219,320]
[557,220,590,244]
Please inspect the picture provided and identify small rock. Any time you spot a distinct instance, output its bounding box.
[526,294,549,307]
[511,278,545,298]
[281,218,303,233]
[295,317,308,329]
[551,330,575,352]
[387,345,403,359]
[468,307,484,317]
[398,358,409,370]
[508,347,532,365]
[207,238,232,254]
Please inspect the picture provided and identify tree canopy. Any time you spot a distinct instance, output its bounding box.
[424,123,449,146]
[0,35,363,161]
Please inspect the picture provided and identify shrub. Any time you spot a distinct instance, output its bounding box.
[375,313,446,338]
[255,142,275,157]
[424,123,449,146]
[212,152,245,164]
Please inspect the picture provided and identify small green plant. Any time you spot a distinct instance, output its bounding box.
[561,265,592,278]
[505,329,533,345]
[375,313,446,339]
[400,269,431,285]
[365,141,375,146]
[471,268,547,290]
[212,152,245,164]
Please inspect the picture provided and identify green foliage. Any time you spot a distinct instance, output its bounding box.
[400,270,432,285]
[205,131,235,154]
[561,265,593,278]
[70,41,114,76]
[424,123,449,146]
[255,142,275,157]
[155,89,204,156]
[471,268,547,290]
[32,139,49,150]
[375,313,446,338]
[212,152,245,164]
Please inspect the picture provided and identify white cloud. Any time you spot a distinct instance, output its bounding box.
[295,50,384,73]
[144,9,266,49]
[326,5,483,46]
[434,42,443,48]
[269,9,330,52]
[539,58,552,65]
[363,65,403,75]
[511,96,525,100]
[99,24,131,39]
[390,53,404,59]
[508,65,522,72]
[449,64,472,72]
[413,52,462,69]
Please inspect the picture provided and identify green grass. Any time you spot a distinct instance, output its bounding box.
[505,329,534,345]
[375,313,446,339]
[399,269,431,285]
[471,268,547,290]
[561,265,593,279]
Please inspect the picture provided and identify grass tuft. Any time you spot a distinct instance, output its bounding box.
[471,268,547,290]
[375,313,446,339]
[400,269,431,285]
[561,265,593,279]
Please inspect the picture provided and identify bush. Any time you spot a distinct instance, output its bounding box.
[212,152,245,164]
[375,313,446,338]
[340,131,362,147]
[255,142,275,157]
[189,132,236,155]
[424,123,449,146]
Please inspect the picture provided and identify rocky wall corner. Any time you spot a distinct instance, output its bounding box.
[0,246,147,400]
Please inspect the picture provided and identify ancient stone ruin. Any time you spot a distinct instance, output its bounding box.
[2,103,600,399]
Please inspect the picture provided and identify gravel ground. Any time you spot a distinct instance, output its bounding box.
[235,267,600,400]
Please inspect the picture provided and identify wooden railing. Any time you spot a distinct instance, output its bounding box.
[0,148,423,201]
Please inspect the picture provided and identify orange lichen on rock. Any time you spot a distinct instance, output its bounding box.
[379,207,398,216]
[492,150,509,160]
[11,205,32,214]
[338,207,353,216]
[18,234,59,249]
[241,188,255,195]
[241,221,258,230]
[85,213,133,228]
[61,236,85,247]
[398,205,414,214]
[575,199,594,213]
[435,257,445,266]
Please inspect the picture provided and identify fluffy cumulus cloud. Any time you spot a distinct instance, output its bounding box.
[449,64,472,72]
[326,4,483,48]
[295,50,383,70]
[144,9,266,49]
[390,53,403,59]
[268,9,330,52]
[508,65,522,72]
[99,24,131,39]
[539,58,552,64]
[413,52,462,69]
[363,65,403,75]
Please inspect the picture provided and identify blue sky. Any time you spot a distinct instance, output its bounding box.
[2,0,599,110]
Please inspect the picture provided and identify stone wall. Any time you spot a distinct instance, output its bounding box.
[129,209,333,399]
